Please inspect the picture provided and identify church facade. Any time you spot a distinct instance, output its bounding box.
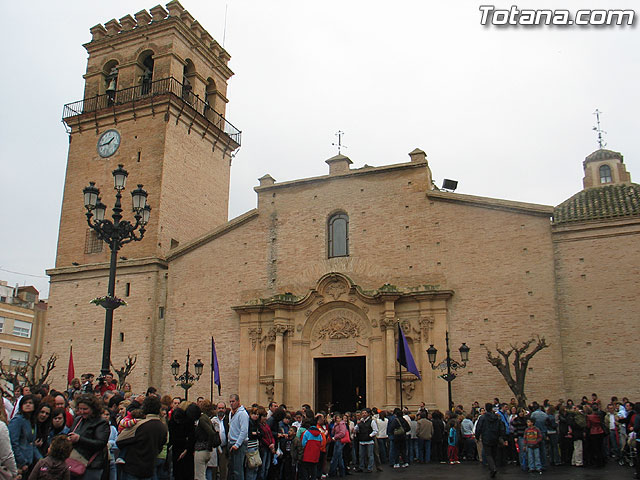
[44,2,640,411]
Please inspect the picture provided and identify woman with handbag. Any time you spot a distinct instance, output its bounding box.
[0,406,18,480]
[67,394,110,480]
[9,394,41,477]
[245,407,263,480]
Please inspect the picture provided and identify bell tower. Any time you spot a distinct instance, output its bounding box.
[45,1,240,389]
[56,0,240,267]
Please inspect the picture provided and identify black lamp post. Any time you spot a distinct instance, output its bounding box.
[171,349,204,401]
[427,331,470,411]
[83,165,150,379]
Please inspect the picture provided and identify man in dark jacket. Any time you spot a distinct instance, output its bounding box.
[116,395,168,480]
[475,403,506,478]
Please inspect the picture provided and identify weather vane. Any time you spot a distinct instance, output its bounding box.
[592,109,607,149]
[332,130,347,154]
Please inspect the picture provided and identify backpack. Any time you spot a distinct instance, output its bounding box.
[574,412,586,429]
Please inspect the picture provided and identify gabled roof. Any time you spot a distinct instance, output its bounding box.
[553,183,640,224]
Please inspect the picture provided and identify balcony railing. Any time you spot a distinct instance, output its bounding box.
[62,77,241,145]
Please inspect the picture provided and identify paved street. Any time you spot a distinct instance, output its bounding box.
[349,462,635,479]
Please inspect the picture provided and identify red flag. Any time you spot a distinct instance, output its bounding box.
[67,346,75,386]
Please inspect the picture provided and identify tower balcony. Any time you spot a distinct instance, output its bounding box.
[62,76,241,147]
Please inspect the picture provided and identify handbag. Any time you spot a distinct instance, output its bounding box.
[66,420,100,477]
[245,448,262,469]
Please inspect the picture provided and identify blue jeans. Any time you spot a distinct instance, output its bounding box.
[388,438,395,466]
[527,447,542,472]
[245,446,259,480]
[329,441,345,476]
[409,439,418,462]
[152,457,169,480]
[229,442,247,480]
[359,443,374,472]
[418,439,431,463]
[377,438,388,464]
[258,449,272,480]
[517,437,527,471]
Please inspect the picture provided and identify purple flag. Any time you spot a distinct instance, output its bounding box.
[397,323,421,379]
[212,337,221,395]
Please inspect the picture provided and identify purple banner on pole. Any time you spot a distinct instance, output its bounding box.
[212,337,221,395]
[397,323,421,379]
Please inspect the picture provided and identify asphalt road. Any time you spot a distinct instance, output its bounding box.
[348,461,635,479]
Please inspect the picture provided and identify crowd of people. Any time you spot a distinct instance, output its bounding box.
[0,374,637,480]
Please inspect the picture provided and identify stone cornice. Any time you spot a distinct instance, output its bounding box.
[254,160,429,193]
[427,190,554,216]
[47,256,168,278]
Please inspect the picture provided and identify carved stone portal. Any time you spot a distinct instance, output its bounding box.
[317,316,361,340]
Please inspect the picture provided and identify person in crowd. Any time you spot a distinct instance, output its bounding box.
[329,413,347,477]
[510,408,528,471]
[9,394,41,476]
[387,408,409,468]
[28,434,73,480]
[245,406,262,480]
[187,402,217,480]
[476,402,506,478]
[102,408,118,480]
[228,394,249,480]
[557,405,573,465]
[416,410,433,464]
[53,394,74,428]
[431,410,446,464]
[460,413,475,461]
[546,405,561,466]
[523,418,543,474]
[68,394,110,480]
[568,404,586,467]
[117,395,168,480]
[585,404,606,467]
[447,419,459,464]
[354,408,377,473]
[33,403,52,459]
[300,419,323,480]
[0,405,18,478]
[169,401,194,480]
[257,406,275,480]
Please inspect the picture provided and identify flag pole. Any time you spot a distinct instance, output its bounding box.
[397,322,403,410]
[210,337,214,401]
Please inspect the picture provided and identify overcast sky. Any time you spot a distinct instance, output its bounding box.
[0,1,637,298]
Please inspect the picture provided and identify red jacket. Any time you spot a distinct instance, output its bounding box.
[302,426,323,463]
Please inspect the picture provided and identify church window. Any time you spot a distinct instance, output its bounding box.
[85,230,103,254]
[328,213,349,258]
[137,51,154,95]
[599,164,612,184]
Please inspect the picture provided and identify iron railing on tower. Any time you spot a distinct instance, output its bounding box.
[62,76,241,145]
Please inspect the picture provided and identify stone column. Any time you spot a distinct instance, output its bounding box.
[382,298,398,407]
[273,325,287,402]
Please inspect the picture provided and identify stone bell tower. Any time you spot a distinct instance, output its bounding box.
[45,1,241,389]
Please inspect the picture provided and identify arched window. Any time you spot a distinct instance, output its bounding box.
[328,213,349,258]
[138,51,154,95]
[599,164,612,184]
[182,59,196,103]
[204,77,217,119]
[103,60,119,104]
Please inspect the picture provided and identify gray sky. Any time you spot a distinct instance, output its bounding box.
[0,1,638,298]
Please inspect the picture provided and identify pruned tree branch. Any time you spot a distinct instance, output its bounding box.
[111,355,137,389]
[486,337,549,407]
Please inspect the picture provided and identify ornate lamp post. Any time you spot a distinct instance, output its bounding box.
[171,349,204,401]
[83,165,150,378]
[427,331,470,411]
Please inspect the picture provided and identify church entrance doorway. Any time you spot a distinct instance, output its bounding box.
[315,356,366,413]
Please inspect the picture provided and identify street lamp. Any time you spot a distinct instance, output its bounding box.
[427,331,470,411]
[171,349,204,401]
[82,165,150,379]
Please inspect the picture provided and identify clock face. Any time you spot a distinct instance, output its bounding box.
[97,129,121,158]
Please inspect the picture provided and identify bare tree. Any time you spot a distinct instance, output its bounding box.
[486,336,548,408]
[0,353,58,397]
[111,355,137,389]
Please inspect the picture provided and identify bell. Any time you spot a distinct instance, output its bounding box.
[106,78,117,94]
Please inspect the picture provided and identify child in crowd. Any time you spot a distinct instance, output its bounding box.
[115,407,145,464]
[524,418,543,474]
[447,419,459,464]
[28,435,73,480]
